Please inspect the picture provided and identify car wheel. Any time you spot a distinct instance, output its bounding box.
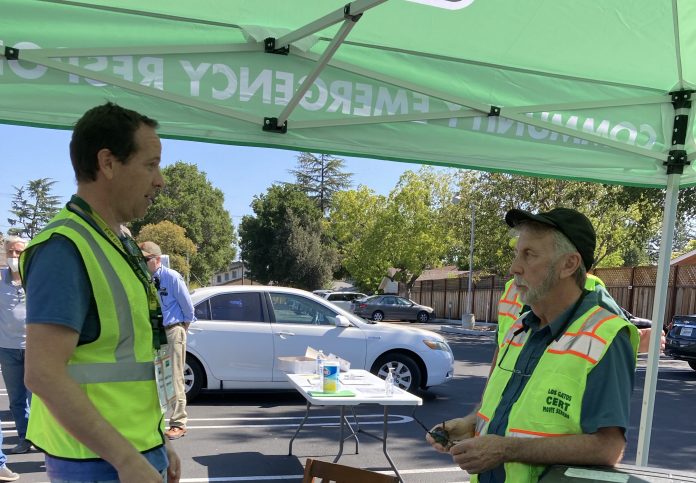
[689,361,696,371]
[371,353,422,393]
[184,354,205,402]
[372,311,384,321]
[416,311,430,323]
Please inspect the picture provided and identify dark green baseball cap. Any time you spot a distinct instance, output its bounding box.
[505,208,596,270]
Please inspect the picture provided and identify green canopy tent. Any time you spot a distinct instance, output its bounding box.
[2,0,695,466]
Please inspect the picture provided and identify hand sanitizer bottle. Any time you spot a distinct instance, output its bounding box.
[385,367,395,396]
[315,350,324,375]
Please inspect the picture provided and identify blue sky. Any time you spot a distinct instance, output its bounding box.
[0,124,420,235]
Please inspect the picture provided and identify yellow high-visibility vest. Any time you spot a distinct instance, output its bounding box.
[21,208,164,459]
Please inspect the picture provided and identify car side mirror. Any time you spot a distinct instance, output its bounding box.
[335,315,351,327]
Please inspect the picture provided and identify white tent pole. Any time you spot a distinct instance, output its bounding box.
[275,0,386,48]
[635,172,680,466]
[276,19,358,127]
[293,109,481,129]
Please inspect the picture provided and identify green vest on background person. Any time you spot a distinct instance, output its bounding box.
[497,274,605,346]
[474,304,639,482]
[20,207,165,459]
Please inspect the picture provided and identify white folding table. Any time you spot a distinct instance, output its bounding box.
[286,369,422,482]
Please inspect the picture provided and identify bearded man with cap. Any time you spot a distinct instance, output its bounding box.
[140,241,195,441]
[427,208,639,483]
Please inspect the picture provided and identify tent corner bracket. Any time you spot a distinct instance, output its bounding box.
[665,150,689,175]
[344,4,363,22]
[263,117,288,134]
[488,106,500,117]
[3,46,18,60]
[669,89,694,150]
[264,38,289,56]
[670,89,694,110]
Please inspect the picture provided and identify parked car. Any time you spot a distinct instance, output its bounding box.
[184,286,454,400]
[322,291,368,311]
[353,295,435,323]
[665,314,696,370]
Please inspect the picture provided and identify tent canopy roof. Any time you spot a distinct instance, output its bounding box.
[2,0,695,187]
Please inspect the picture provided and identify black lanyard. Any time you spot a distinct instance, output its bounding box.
[67,195,165,350]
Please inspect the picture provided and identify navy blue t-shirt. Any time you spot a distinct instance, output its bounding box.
[24,234,167,480]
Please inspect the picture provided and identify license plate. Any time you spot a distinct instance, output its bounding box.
[681,327,693,337]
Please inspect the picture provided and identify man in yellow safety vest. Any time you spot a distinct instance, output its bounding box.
[427,208,639,482]
[21,103,180,482]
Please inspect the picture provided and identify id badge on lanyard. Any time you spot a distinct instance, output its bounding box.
[154,345,176,412]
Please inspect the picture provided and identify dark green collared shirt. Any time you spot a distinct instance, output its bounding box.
[480,289,636,483]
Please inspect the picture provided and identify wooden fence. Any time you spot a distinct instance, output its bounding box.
[410,265,696,327]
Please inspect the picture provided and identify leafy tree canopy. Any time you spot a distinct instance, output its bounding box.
[239,184,337,290]
[130,162,236,285]
[7,178,61,239]
[136,220,197,283]
[447,171,666,275]
[328,168,455,292]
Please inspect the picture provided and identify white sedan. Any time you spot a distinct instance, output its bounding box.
[184,285,454,400]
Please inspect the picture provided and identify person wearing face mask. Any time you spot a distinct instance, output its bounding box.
[1,236,32,455]
[0,236,28,480]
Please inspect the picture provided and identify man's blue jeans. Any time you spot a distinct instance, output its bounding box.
[0,348,31,439]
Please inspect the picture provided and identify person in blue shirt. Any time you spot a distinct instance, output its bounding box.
[140,241,196,440]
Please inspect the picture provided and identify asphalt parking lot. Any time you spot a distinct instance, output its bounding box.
[3,323,696,482]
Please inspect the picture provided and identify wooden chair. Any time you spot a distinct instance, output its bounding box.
[302,458,399,483]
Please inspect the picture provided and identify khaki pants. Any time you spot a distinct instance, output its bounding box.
[165,324,188,428]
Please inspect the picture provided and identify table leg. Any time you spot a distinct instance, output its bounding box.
[382,406,404,483]
[344,407,360,455]
[353,407,405,482]
[288,401,311,456]
[333,405,361,462]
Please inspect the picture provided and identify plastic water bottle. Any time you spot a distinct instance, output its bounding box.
[384,367,395,396]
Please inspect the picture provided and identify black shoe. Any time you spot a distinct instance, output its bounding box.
[10,439,32,454]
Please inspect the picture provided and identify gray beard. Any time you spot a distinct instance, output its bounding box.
[516,262,560,306]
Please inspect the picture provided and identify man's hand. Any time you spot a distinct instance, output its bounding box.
[449,434,508,474]
[116,454,167,483]
[166,440,182,483]
[638,328,665,354]
[426,415,476,453]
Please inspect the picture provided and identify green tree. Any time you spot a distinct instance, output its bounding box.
[239,184,337,289]
[289,153,353,214]
[328,168,455,293]
[671,239,696,259]
[7,178,61,238]
[447,171,664,275]
[135,221,197,282]
[329,186,389,291]
[130,162,236,285]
